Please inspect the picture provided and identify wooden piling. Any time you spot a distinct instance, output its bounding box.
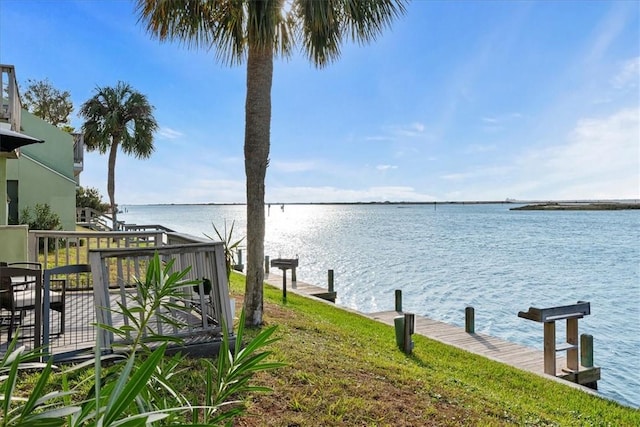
[395,290,402,312]
[264,256,270,274]
[403,313,415,355]
[543,322,556,375]
[566,318,579,371]
[328,269,334,293]
[465,306,475,333]
[581,334,594,368]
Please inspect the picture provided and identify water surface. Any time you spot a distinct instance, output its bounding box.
[121,203,640,408]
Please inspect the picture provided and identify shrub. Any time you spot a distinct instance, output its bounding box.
[19,203,62,251]
[20,203,62,231]
[76,186,110,213]
[0,252,283,426]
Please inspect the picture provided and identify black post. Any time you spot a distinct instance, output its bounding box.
[465,306,475,333]
[395,289,402,312]
[403,313,415,354]
[282,271,287,302]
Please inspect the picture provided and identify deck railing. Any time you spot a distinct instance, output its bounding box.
[89,242,232,351]
[29,230,164,285]
[4,229,233,359]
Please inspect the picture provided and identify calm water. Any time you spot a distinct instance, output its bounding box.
[121,203,640,408]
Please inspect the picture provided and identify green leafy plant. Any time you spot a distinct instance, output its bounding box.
[0,252,283,426]
[19,203,63,251]
[19,203,62,232]
[0,335,76,427]
[204,220,245,280]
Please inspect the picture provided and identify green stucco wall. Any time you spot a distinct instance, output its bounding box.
[5,111,76,230]
[0,225,28,262]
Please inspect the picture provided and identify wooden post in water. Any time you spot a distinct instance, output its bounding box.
[264,256,270,274]
[395,290,402,312]
[328,269,334,293]
[465,306,475,333]
[581,334,594,367]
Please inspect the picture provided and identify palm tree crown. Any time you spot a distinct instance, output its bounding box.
[136,0,406,326]
[80,81,158,229]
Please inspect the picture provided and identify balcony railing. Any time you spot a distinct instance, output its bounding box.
[72,133,84,175]
[0,64,21,133]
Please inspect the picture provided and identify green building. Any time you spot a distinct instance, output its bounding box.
[1,64,82,260]
[5,110,79,230]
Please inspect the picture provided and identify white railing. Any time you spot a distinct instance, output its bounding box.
[0,64,21,131]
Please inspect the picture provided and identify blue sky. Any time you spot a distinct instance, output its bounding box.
[1,0,638,204]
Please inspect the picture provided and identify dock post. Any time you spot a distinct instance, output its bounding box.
[282,272,287,302]
[328,269,334,293]
[264,256,270,274]
[580,334,594,368]
[394,316,404,349]
[395,290,402,312]
[291,267,297,284]
[465,306,475,333]
[543,322,556,375]
[234,249,244,271]
[566,318,579,371]
[403,313,415,355]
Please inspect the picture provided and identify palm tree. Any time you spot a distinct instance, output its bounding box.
[79,82,158,230]
[136,0,407,327]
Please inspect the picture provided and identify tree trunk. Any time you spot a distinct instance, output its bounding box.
[243,45,273,327]
[108,139,119,231]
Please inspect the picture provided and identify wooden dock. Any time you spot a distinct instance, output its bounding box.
[260,272,598,393]
[367,310,599,392]
[264,270,337,302]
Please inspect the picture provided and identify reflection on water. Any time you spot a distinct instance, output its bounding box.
[122,203,640,408]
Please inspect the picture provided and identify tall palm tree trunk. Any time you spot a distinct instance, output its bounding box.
[108,140,119,230]
[244,45,273,327]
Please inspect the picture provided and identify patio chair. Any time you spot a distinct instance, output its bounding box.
[43,264,90,336]
[0,264,44,341]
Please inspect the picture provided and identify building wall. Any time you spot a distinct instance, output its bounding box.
[5,110,76,230]
[0,224,28,262]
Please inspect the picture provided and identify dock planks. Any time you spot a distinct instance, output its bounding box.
[368,310,599,394]
[264,271,336,302]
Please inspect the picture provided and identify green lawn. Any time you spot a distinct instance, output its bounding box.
[217,272,639,426]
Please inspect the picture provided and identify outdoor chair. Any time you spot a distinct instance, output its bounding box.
[0,263,46,341]
[42,264,90,336]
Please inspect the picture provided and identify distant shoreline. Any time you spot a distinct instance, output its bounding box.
[511,202,640,211]
[123,200,640,208]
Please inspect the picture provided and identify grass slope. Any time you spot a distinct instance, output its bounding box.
[223,273,639,426]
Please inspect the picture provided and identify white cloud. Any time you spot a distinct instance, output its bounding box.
[157,126,184,140]
[376,164,398,171]
[481,113,523,132]
[395,122,426,137]
[611,57,640,89]
[509,108,639,199]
